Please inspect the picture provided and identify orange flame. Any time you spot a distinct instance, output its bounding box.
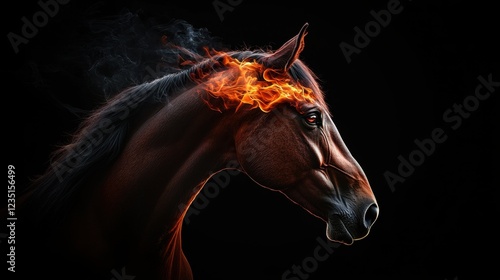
[195,53,316,113]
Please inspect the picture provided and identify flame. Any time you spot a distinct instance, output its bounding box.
[194,52,316,113]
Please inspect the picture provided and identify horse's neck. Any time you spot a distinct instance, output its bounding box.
[70,86,241,277]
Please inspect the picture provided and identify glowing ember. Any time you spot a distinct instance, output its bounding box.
[195,53,316,113]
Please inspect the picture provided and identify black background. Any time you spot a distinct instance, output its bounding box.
[4,0,499,279]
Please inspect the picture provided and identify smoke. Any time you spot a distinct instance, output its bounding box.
[22,7,226,112]
[79,10,225,99]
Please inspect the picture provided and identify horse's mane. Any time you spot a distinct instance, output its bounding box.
[23,41,326,227]
[24,68,192,225]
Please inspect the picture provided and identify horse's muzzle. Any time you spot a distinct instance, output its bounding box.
[326,202,379,245]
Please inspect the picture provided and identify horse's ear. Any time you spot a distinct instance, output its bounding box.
[263,22,309,71]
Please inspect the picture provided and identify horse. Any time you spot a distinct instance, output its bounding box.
[12,22,379,280]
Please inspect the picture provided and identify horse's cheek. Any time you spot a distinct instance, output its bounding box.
[236,139,258,164]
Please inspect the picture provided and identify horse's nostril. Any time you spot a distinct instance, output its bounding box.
[364,203,379,229]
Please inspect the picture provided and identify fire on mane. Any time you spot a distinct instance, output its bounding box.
[194,52,316,113]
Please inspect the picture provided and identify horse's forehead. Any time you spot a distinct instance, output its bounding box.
[297,89,328,114]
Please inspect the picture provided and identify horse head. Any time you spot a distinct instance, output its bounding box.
[231,23,379,245]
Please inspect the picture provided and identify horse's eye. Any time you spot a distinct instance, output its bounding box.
[304,112,321,127]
